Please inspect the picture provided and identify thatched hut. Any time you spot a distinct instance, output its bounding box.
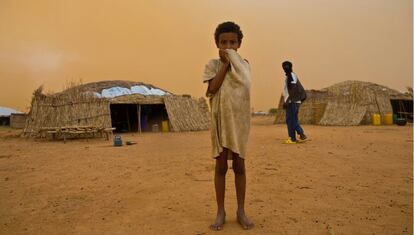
[23,80,210,138]
[0,106,23,127]
[274,80,413,125]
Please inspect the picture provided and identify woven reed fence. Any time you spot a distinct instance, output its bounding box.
[23,87,111,137]
[274,90,328,124]
[164,96,210,132]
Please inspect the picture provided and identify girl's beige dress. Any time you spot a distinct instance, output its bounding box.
[203,49,251,160]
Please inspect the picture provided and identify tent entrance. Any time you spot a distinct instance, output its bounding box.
[109,104,169,133]
[110,104,138,132]
[390,99,413,122]
[139,104,169,132]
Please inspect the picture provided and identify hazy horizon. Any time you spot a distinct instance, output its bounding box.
[0,0,412,112]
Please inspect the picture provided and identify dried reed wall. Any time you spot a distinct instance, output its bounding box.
[164,96,210,131]
[319,81,394,125]
[10,114,27,129]
[274,90,328,124]
[24,88,111,137]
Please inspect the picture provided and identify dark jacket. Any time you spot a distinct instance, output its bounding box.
[286,75,306,103]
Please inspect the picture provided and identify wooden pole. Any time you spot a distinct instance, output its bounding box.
[126,105,131,132]
[399,101,407,119]
[138,104,142,133]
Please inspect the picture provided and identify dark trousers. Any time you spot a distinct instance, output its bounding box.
[285,102,304,141]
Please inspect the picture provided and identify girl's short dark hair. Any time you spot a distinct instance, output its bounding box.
[214,21,243,44]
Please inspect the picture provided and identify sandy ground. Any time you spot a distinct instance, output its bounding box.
[0,116,412,235]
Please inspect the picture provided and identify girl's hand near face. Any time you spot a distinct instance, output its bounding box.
[219,49,230,64]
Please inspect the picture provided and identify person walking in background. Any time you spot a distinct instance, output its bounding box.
[282,61,307,144]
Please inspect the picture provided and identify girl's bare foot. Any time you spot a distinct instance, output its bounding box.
[237,210,254,230]
[209,212,226,231]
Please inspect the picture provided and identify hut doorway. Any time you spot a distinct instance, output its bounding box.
[139,104,169,132]
[110,104,139,132]
[390,99,413,122]
[109,104,169,133]
[0,116,10,126]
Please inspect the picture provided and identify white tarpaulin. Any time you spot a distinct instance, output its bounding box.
[97,85,168,98]
[0,107,21,116]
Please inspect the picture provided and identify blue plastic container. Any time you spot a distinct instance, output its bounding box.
[113,135,123,146]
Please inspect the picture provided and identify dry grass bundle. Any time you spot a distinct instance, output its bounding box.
[111,94,164,105]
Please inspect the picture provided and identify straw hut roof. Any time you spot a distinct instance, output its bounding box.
[58,80,170,95]
[50,80,173,105]
[321,80,412,100]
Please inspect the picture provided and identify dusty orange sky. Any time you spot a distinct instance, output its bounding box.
[0,0,412,112]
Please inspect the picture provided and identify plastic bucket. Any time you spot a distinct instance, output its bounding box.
[152,124,159,132]
[396,118,407,126]
[161,121,169,132]
[383,113,393,125]
[372,114,381,125]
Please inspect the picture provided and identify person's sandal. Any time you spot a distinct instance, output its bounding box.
[297,134,307,143]
[284,138,297,144]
